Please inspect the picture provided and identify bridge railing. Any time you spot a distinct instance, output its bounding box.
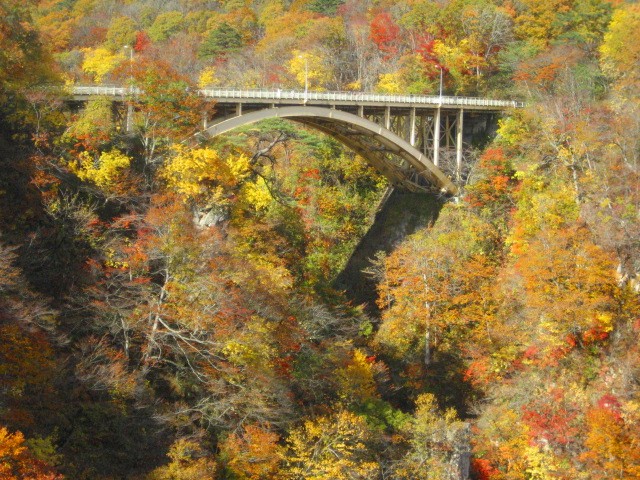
[72,85,139,96]
[199,88,523,108]
[70,85,524,108]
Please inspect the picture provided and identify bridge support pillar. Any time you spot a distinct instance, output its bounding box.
[433,108,441,166]
[203,111,208,130]
[236,103,242,116]
[384,106,391,129]
[456,109,464,182]
[409,107,416,146]
[357,105,364,117]
[126,103,134,133]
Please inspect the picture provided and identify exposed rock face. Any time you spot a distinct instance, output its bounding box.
[194,203,230,228]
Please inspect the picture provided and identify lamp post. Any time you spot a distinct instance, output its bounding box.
[297,53,309,104]
[123,45,134,132]
[123,45,134,87]
[305,56,308,103]
[437,65,443,103]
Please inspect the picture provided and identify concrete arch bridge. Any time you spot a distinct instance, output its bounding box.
[71,87,522,195]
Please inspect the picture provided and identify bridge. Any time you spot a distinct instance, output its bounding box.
[70,86,522,195]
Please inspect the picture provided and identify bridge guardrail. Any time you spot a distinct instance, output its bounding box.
[70,86,524,109]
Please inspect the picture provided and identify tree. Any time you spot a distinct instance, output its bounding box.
[81,48,124,83]
[105,16,138,52]
[369,12,400,57]
[0,427,62,480]
[0,1,56,103]
[288,50,333,91]
[147,438,218,480]
[307,0,345,16]
[68,149,132,195]
[148,11,185,43]
[62,96,115,152]
[113,58,208,174]
[198,22,244,59]
[283,411,380,479]
[393,394,470,480]
[580,395,640,478]
[219,424,282,479]
[599,4,640,88]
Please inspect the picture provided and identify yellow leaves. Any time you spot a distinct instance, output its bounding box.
[345,80,362,91]
[0,427,61,479]
[81,48,125,83]
[34,9,74,52]
[240,176,272,211]
[162,144,266,209]
[198,66,219,88]
[161,145,238,204]
[581,401,640,477]
[506,174,579,252]
[524,445,562,480]
[335,349,377,403]
[599,4,640,80]
[432,39,486,93]
[147,438,218,480]
[288,50,331,91]
[596,313,614,333]
[394,393,470,479]
[222,316,275,368]
[69,149,131,191]
[513,0,571,47]
[376,72,403,94]
[284,411,379,480]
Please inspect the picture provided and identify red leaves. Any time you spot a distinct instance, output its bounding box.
[471,458,499,480]
[134,31,150,52]
[597,394,622,420]
[370,12,400,56]
[522,392,580,448]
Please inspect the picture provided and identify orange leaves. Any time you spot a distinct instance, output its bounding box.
[220,424,281,479]
[581,397,640,478]
[513,224,617,356]
[0,427,62,480]
[375,205,502,367]
[466,147,516,211]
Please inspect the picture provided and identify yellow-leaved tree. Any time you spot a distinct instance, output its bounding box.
[283,411,380,479]
[394,394,469,480]
[69,149,132,194]
[147,438,218,480]
[81,48,125,83]
[288,50,332,91]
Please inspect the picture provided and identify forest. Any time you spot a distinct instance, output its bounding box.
[1,0,639,478]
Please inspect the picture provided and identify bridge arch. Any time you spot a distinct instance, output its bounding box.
[198,106,458,195]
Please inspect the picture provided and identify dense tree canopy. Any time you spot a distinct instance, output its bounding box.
[0,0,638,478]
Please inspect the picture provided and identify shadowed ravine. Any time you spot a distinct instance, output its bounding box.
[335,189,444,316]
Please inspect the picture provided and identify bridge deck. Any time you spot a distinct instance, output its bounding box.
[67,85,519,195]
[70,86,523,111]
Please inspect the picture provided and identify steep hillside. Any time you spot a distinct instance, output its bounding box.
[0,1,638,479]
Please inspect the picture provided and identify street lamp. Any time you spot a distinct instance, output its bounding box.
[123,45,134,132]
[437,65,443,102]
[298,54,308,104]
[305,56,308,104]
[123,45,134,88]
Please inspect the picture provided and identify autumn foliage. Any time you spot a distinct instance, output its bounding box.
[0,0,639,478]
